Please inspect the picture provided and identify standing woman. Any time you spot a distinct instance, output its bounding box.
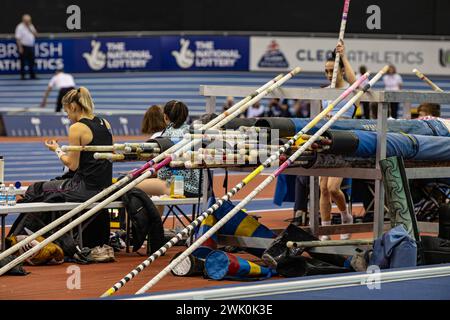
[44,87,113,202]
[383,65,403,119]
[319,41,356,240]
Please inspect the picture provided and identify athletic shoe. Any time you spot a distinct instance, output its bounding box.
[89,245,115,262]
[340,214,354,240]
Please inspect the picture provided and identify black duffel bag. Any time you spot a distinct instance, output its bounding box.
[421,235,450,265]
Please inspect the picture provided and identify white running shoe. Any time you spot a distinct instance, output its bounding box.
[340,214,354,240]
[340,233,351,240]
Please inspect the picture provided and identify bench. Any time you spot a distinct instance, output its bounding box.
[0,196,204,252]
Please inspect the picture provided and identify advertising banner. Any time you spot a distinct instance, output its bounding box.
[0,39,70,74]
[0,37,161,74]
[160,36,249,71]
[250,37,450,75]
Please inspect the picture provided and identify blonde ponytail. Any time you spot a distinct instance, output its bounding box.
[62,86,95,115]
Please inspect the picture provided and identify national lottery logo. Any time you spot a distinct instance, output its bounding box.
[257,40,289,68]
[82,40,152,71]
[83,40,106,70]
[172,38,195,69]
[172,37,242,69]
[439,49,450,67]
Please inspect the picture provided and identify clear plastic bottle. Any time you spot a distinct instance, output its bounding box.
[173,175,184,197]
[7,184,16,206]
[0,184,6,206]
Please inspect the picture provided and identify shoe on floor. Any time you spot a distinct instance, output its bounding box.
[340,233,351,240]
[340,214,354,240]
[89,245,115,262]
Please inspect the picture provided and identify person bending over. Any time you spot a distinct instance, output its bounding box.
[40,68,76,112]
[137,100,201,211]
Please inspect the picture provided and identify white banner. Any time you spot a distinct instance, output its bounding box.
[250,37,450,75]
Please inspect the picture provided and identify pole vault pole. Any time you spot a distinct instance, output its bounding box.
[330,0,351,89]
[0,73,284,264]
[100,72,369,297]
[135,66,388,295]
[0,70,302,276]
[413,68,444,92]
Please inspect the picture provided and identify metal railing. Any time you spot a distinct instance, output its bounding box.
[200,85,450,238]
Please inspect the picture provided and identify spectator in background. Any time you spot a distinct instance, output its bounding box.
[246,101,265,118]
[265,98,282,117]
[293,99,310,118]
[279,99,292,117]
[40,68,76,112]
[223,96,234,112]
[383,65,403,118]
[417,103,441,119]
[15,14,38,80]
[357,65,371,119]
[141,105,166,139]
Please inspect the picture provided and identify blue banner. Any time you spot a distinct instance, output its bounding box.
[0,35,250,74]
[160,36,249,71]
[0,39,71,74]
[70,37,161,72]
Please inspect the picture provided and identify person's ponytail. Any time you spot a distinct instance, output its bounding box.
[61,86,95,115]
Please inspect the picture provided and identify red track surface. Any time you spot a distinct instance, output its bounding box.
[0,136,370,300]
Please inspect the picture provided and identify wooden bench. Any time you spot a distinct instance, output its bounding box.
[0,196,204,251]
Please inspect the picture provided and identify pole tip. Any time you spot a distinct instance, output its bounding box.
[61,145,68,151]
[101,289,114,297]
[292,67,302,75]
[286,241,295,248]
[412,68,418,73]
[381,65,390,74]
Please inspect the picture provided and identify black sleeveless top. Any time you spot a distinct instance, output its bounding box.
[74,117,113,190]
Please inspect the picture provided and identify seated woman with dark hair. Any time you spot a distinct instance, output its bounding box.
[137,100,201,206]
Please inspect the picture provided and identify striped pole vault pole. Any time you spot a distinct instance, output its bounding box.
[0,70,302,277]
[134,67,387,295]
[413,68,444,92]
[0,73,286,269]
[100,72,369,297]
[330,0,351,89]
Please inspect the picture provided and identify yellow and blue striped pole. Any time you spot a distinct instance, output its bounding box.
[135,67,388,295]
[100,72,370,297]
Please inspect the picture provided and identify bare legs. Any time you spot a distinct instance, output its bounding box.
[136,178,170,216]
[319,176,352,240]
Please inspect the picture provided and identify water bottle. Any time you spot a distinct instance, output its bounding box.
[173,176,184,197]
[7,184,16,206]
[0,184,6,206]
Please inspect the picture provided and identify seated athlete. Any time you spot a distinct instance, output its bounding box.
[44,86,113,201]
[136,100,201,213]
